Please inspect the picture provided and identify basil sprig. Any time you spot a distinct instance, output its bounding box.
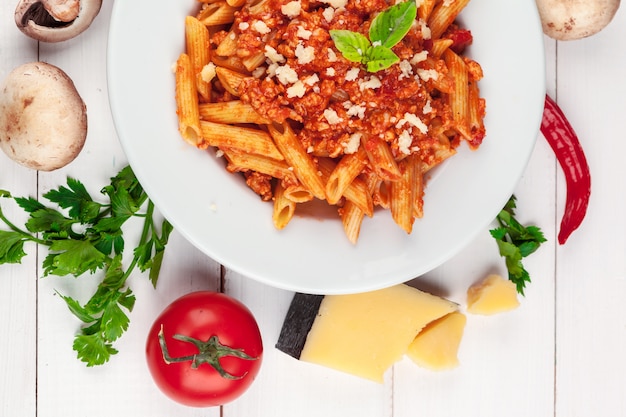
[330,0,417,72]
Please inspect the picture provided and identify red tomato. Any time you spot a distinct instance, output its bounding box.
[145,291,263,407]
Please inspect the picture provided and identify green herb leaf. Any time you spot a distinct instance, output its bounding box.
[44,239,108,276]
[369,0,417,48]
[0,231,27,265]
[329,30,371,63]
[73,333,118,367]
[330,1,416,72]
[0,165,173,366]
[490,195,547,295]
[365,44,400,72]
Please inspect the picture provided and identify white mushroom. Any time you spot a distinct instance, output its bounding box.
[0,62,88,171]
[536,0,621,40]
[41,0,80,22]
[15,0,103,43]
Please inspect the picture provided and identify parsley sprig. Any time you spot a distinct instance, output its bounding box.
[330,0,417,72]
[0,166,173,366]
[490,195,546,295]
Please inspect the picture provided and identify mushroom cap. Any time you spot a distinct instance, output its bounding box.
[0,62,88,171]
[15,0,103,43]
[536,0,621,40]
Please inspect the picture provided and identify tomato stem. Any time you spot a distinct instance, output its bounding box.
[158,325,258,380]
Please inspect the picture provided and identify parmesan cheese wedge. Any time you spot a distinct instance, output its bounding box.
[298,284,458,382]
[466,274,520,315]
[406,311,467,370]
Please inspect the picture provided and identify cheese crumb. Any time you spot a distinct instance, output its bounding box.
[359,75,381,91]
[320,0,348,8]
[396,112,428,134]
[417,68,439,82]
[281,0,302,17]
[398,60,413,80]
[326,67,336,76]
[322,7,335,22]
[327,48,338,62]
[238,22,250,31]
[323,108,343,125]
[423,99,432,114]
[397,130,412,155]
[345,67,360,81]
[200,62,217,83]
[295,43,316,64]
[287,80,307,98]
[418,19,432,40]
[410,50,428,65]
[253,20,271,35]
[297,26,313,40]
[264,45,286,63]
[275,64,299,85]
[304,74,320,86]
[344,101,366,119]
[343,133,362,154]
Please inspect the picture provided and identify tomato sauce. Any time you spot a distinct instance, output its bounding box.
[211,0,483,167]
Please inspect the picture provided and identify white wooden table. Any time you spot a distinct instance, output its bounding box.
[2,2,624,416]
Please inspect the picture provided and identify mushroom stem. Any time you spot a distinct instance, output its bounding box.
[42,0,80,22]
[15,0,103,42]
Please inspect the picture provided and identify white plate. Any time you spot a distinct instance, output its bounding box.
[107,0,545,295]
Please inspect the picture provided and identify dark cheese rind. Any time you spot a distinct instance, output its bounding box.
[275,293,324,359]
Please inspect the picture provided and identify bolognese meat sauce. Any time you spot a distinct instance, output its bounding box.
[209,0,485,195]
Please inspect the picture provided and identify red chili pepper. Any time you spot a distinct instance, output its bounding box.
[541,94,591,244]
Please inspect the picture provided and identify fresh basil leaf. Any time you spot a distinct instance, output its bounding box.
[365,44,399,72]
[329,30,371,63]
[369,0,417,48]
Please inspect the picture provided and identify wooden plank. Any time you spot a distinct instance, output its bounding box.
[0,2,39,416]
[554,8,626,416]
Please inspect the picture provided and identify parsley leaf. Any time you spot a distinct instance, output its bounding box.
[0,165,173,366]
[490,195,547,295]
[330,0,417,72]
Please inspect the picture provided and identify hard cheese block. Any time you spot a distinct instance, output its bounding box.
[277,284,458,382]
[406,311,467,370]
[466,274,520,315]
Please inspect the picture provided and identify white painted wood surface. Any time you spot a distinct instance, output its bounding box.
[1,1,623,416]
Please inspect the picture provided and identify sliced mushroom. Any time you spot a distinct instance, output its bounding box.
[0,62,88,171]
[15,0,103,43]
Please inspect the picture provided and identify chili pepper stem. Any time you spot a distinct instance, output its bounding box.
[158,324,258,380]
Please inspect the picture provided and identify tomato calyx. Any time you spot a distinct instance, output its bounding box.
[158,325,259,380]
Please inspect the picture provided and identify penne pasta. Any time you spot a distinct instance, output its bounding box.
[325,146,368,205]
[175,0,485,242]
[389,157,416,234]
[340,170,379,244]
[175,53,202,147]
[200,121,284,160]
[185,16,212,101]
[199,100,271,124]
[197,1,238,26]
[215,30,238,57]
[224,148,297,182]
[428,0,471,40]
[268,122,326,200]
[318,158,373,217]
[215,66,248,96]
[360,135,401,182]
[444,49,472,141]
[272,182,296,230]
